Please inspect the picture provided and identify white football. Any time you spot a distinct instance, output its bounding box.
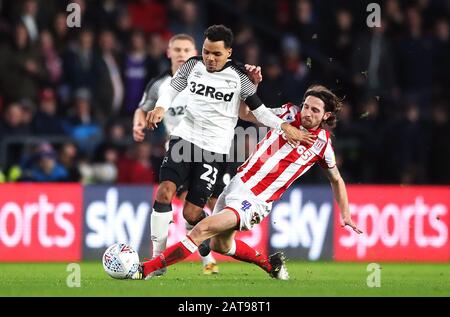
[102,243,141,279]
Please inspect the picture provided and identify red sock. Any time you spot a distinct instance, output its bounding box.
[143,236,196,277]
[231,240,272,273]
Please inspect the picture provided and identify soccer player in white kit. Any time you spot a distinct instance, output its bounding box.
[133,34,222,274]
[139,85,363,280]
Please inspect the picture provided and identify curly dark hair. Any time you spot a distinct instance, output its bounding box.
[302,85,343,129]
[204,25,234,48]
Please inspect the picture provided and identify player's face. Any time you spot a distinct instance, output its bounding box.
[167,39,197,71]
[300,96,331,130]
[202,38,232,72]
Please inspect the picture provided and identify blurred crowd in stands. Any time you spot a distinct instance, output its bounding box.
[0,0,448,185]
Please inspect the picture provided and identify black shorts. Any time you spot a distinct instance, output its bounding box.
[211,160,242,198]
[159,137,227,208]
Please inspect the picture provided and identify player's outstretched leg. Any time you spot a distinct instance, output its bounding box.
[142,235,198,279]
[141,209,238,279]
[215,239,289,280]
[184,205,219,275]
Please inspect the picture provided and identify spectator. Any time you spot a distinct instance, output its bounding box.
[396,101,428,184]
[351,18,398,106]
[96,29,124,121]
[122,29,158,116]
[290,0,320,46]
[432,18,450,100]
[19,0,40,43]
[170,0,206,49]
[94,0,123,31]
[86,142,119,184]
[117,142,156,184]
[32,88,65,135]
[330,8,354,74]
[58,141,81,182]
[20,142,68,182]
[333,101,361,183]
[0,102,33,176]
[62,28,97,100]
[384,0,405,38]
[427,102,450,184]
[355,98,386,183]
[0,23,48,102]
[65,88,102,156]
[258,55,285,107]
[114,8,132,46]
[39,29,63,87]
[0,102,32,140]
[396,6,433,115]
[51,12,70,53]
[147,33,170,73]
[128,0,168,34]
[280,35,311,102]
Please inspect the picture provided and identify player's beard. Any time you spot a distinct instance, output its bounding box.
[301,118,314,129]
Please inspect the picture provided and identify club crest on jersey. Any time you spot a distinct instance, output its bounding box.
[241,200,252,212]
[312,139,326,152]
[226,80,237,88]
[250,212,261,226]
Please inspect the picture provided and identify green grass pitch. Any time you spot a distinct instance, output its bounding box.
[0,261,448,297]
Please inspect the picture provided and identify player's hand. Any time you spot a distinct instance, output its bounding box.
[146,106,165,130]
[133,121,146,142]
[341,215,363,234]
[245,64,262,85]
[281,123,317,147]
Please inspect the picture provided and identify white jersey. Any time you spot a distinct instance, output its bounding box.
[163,56,258,154]
[237,103,336,202]
[138,70,189,135]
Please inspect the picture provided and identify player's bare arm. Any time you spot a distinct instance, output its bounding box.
[133,108,147,142]
[238,105,316,147]
[325,166,363,234]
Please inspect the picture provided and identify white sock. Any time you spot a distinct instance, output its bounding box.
[201,252,216,265]
[150,210,173,258]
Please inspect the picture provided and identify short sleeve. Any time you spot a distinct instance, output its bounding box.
[318,139,336,169]
[170,57,199,92]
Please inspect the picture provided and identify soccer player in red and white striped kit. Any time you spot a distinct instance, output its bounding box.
[138,85,363,280]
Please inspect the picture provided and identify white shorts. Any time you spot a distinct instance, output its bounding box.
[212,176,272,231]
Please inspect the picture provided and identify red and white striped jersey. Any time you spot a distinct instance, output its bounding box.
[236,103,336,202]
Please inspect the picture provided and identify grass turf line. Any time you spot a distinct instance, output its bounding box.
[0,262,448,297]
